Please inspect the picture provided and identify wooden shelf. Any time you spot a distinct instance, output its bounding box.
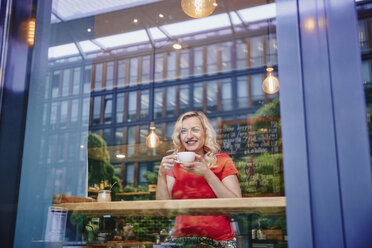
[54,197,286,216]
[115,192,151,196]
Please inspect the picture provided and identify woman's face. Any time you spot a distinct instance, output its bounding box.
[180,116,205,154]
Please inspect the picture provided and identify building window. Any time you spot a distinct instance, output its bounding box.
[62,69,70,97]
[94,63,103,91]
[252,74,265,105]
[167,51,177,80]
[155,53,164,82]
[207,44,217,74]
[222,79,233,111]
[72,68,80,95]
[250,37,264,67]
[117,60,126,88]
[84,65,92,93]
[116,93,125,123]
[129,57,138,86]
[52,71,60,98]
[71,99,79,126]
[194,47,203,76]
[106,62,114,90]
[128,91,137,121]
[141,56,151,84]
[140,90,149,119]
[82,97,90,125]
[221,42,232,72]
[92,96,101,124]
[237,76,249,109]
[236,40,248,70]
[179,85,189,114]
[60,101,68,128]
[138,162,155,186]
[154,88,163,118]
[115,127,124,145]
[102,128,112,145]
[125,163,134,186]
[127,126,136,158]
[104,95,112,124]
[166,86,176,117]
[207,80,218,112]
[193,82,204,110]
[266,35,277,66]
[180,50,190,79]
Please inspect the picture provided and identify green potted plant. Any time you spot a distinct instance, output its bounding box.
[143,171,158,192]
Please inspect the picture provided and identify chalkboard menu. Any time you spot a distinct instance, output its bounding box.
[217,116,281,156]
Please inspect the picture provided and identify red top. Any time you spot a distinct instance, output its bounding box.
[167,153,238,241]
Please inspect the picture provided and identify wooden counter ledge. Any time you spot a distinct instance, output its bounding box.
[53,197,286,216]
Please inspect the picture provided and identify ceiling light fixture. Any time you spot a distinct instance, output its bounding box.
[262,7,279,95]
[172,41,182,50]
[115,154,126,159]
[181,0,217,19]
[146,49,161,149]
[146,122,160,149]
[133,18,138,23]
[262,67,279,94]
[159,13,164,18]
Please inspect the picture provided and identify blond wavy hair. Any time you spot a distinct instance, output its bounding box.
[172,111,220,168]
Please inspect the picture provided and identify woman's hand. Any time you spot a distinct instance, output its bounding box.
[180,154,209,177]
[158,153,177,177]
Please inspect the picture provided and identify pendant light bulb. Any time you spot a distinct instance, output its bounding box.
[146,123,160,148]
[262,67,280,94]
[181,0,217,19]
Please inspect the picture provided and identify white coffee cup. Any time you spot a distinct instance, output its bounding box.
[177,152,195,163]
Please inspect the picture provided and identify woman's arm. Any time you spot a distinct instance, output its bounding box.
[180,154,242,198]
[204,171,242,198]
[156,154,177,200]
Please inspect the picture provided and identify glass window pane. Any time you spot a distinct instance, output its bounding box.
[237,76,249,108]
[166,86,176,116]
[128,91,137,121]
[125,163,134,186]
[141,56,151,84]
[193,82,204,110]
[194,47,203,76]
[62,69,70,97]
[236,40,248,70]
[92,96,101,124]
[250,37,264,67]
[140,90,149,119]
[179,85,189,114]
[115,127,124,145]
[129,57,138,86]
[84,65,92,93]
[127,126,136,157]
[106,62,114,90]
[94,63,103,90]
[154,88,163,118]
[180,50,190,79]
[167,51,176,80]
[117,60,126,88]
[104,96,112,124]
[72,68,80,95]
[116,93,125,123]
[222,79,233,111]
[207,81,217,112]
[221,42,232,72]
[155,54,164,82]
[52,71,60,98]
[207,45,217,74]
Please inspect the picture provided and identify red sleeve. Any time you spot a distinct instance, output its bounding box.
[219,154,239,180]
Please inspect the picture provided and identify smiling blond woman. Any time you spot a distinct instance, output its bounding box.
[156,111,241,247]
